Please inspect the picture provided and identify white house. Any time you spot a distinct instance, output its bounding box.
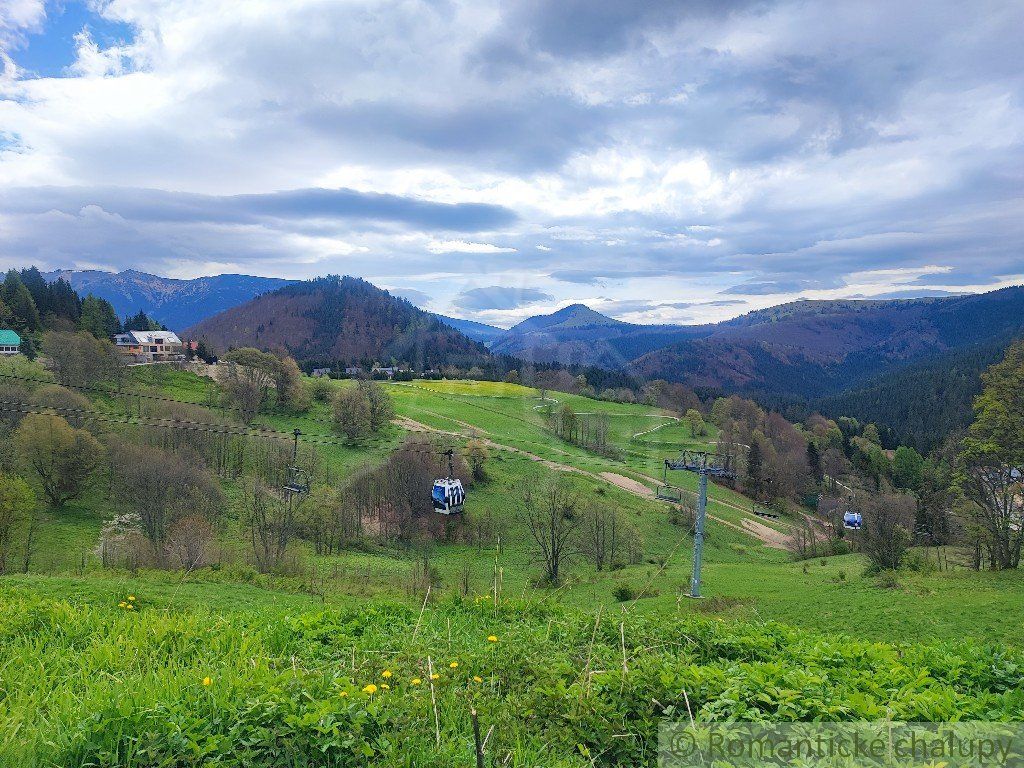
[114,330,184,362]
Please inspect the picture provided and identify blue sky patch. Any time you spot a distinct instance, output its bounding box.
[15,1,134,78]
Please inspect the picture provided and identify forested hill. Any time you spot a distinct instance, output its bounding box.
[186,276,488,369]
[632,286,1024,399]
[812,336,1015,452]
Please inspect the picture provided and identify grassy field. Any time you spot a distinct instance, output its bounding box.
[5,366,1021,644]
[3,366,1024,765]
[2,580,1023,767]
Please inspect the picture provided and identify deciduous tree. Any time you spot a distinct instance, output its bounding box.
[523,474,579,585]
[958,340,1024,569]
[0,474,34,573]
[14,414,103,507]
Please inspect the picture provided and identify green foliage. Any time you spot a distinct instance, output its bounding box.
[0,474,34,572]
[122,310,163,331]
[41,330,124,387]
[2,270,40,332]
[892,446,924,492]
[78,294,122,339]
[332,380,394,441]
[962,338,1024,467]
[1,590,1023,767]
[959,339,1024,569]
[14,414,104,508]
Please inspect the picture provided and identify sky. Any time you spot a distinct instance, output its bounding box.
[0,0,1022,329]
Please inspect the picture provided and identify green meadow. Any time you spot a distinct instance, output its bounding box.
[3,365,1023,766]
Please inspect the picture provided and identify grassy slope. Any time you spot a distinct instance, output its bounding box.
[5,367,1024,765]
[5,367,1023,647]
[2,581,1022,767]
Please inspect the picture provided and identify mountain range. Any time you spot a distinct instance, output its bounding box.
[40,268,1024,451]
[43,269,292,331]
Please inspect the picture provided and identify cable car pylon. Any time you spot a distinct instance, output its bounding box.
[661,450,736,599]
[284,428,310,496]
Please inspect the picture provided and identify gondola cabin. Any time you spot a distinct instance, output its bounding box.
[842,511,863,530]
[432,478,465,515]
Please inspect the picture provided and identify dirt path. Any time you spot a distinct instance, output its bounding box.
[394,417,789,549]
[630,416,680,440]
[600,472,655,497]
[739,519,790,549]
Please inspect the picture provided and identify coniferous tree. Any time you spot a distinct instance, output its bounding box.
[806,441,824,485]
[745,439,764,499]
[47,278,82,322]
[79,295,122,339]
[122,310,164,332]
[2,271,40,332]
[18,267,50,316]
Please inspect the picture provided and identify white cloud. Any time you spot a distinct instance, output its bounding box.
[0,0,1020,323]
[426,240,517,254]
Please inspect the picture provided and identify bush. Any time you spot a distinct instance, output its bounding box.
[612,583,635,602]
[307,377,334,403]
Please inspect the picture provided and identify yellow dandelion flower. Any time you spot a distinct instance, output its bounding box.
[430,673,440,680]
[487,635,498,643]
[125,604,134,611]
[380,683,390,690]
[340,691,348,698]
[202,677,212,687]
[411,678,422,686]
[362,684,378,695]
[381,670,392,679]
[449,661,458,669]
[127,595,136,601]
[473,676,483,683]
[118,601,126,608]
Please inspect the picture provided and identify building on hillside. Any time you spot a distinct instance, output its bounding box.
[344,366,363,376]
[371,366,409,379]
[114,330,184,362]
[311,367,332,378]
[0,330,21,355]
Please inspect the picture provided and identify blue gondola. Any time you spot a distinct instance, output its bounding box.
[432,477,465,515]
[843,511,863,530]
[431,449,465,515]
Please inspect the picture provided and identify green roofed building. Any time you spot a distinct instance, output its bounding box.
[0,330,22,355]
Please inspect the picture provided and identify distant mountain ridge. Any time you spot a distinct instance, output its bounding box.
[491,303,708,367]
[43,269,294,331]
[632,287,1024,398]
[186,276,488,368]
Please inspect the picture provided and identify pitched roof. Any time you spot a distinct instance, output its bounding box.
[0,330,21,346]
[117,330,182,345]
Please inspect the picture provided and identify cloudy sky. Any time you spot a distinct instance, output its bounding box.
[1,0,1022,327]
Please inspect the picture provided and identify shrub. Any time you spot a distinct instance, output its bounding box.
[612,583,635,602]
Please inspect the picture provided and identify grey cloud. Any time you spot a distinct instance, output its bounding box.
[457,286,553,311]
[721,276,846,296]
[0,186,517,232]
[3,0,1024,312]
[479,0,758,62]
[550,267,672,285]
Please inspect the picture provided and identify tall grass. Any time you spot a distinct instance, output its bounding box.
[2,585,1022,767]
